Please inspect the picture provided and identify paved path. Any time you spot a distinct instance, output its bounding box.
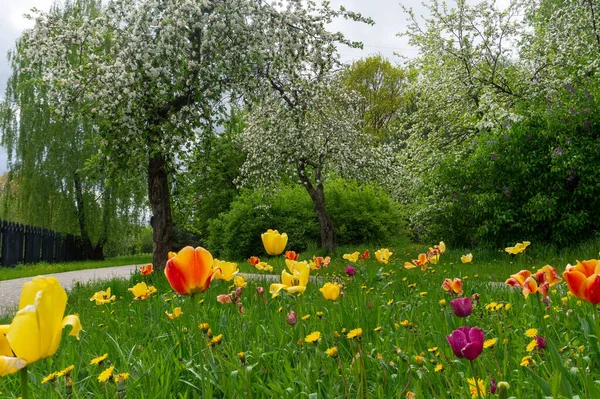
[0,264,140,316]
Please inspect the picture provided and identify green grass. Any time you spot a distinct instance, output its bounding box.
[0,254,152,282]
[1,241,600,398]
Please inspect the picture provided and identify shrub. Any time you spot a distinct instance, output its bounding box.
[207,179,408,259]
[421,115,600,248]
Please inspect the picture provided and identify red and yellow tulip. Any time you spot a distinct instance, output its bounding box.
[563,259,600,304]
[165,246,216,296]
[405,253,428,270]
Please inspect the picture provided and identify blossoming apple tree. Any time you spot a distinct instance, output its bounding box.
[19,0,381,266]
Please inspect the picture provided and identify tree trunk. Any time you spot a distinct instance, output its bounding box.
[297,161,336,251]
[148,151,173,270]
[73,171,104,260]
[307,185,336,252]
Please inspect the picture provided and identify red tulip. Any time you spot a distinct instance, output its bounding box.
[164,246,216,296]
[285,251,299,261]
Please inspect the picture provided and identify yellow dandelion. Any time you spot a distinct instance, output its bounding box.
[325,347,339,358]
[520,355,535,367]
[428,347,438,352]
[526,339,538,352]
[374,326,382,333]
[399,320,411,327]
[209,334,223,347]
[90,353,108,366]
[305,331,321,343]
[199,323,210,332]
[387,298,394,305]
[408,283,417,289]
[302,315,310,321]
[419,292,427,296]
[467,377,486,398]
[504,303,511,310]
[347,328,363,339]
[406,391,416,399]
[525,328,538,338]
[57,365,74,377]
[98,366,115,383]
[484,338,497,349]
[316,311,323,319]
[434,363,443,372]
[414,355,424,365]
[42,372,59,384]
[439,299,447,306]
[544,314,550,319]
[114,373,129,383]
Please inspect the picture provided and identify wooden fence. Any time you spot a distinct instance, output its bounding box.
[0,220,85,267]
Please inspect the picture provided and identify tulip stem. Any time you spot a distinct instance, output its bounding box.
[469,361,483,399]
[20,366,29,399]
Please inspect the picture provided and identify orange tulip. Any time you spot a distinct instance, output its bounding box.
[442,278,463,295]
[140,263,153,276]
[563,260,600,304]
[164,246,216,296]
[404,253,428,270]
[506,266,561,298]
[285,251,299,261]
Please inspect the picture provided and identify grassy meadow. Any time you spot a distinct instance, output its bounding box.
[1,241,600,398]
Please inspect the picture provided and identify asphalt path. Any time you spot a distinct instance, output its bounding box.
[0,264,140,317]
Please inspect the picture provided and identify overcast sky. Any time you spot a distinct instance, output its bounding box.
[0,0,507,174]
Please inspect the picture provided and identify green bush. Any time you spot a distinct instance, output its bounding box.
[421,114,600,248]
[207,179,408,259]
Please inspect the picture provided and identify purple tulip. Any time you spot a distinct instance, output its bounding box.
[446,326,484,360]
[450,297,473,317]
[535,336,546,350]
[490,377,497,394]
[345,265,357,277]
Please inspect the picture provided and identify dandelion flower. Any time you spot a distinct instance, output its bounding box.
[57,365,74,377]
[90,353,108,366]
[484,338,497,349]
[526,339,538,352]
[305,331,321,343]
[525,328,538,338]
[467,377,486,398]
[42,372,59,384]
[347,328,363,339]
[520,355,535,367]
[325,346,339,358]
[98,366,115,383]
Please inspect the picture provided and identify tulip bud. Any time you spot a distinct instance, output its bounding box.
[490,377,497,394]
[286,310,297,326]
[497,381,510,399]
[217,294,232,304]
[238,352,246,365]
[235,287,243,297]
[450,297,473,317]
[256,286,265,295]
[535,335,547,350]
[345,265,357,276]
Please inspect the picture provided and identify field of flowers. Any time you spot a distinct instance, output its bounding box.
[1,230,600,398]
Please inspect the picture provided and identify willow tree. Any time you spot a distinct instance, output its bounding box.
[0,0,145,259]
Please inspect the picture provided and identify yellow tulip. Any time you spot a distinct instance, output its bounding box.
[505,241,531,255]
[269,261,310,297]
[212,259,239,282]
[234,276,247,288]
[319,282,341,300]
[343,252,360,263]
[375,248,393,264]
[89,287,116,305]
[0,276,81,376]
[461,253,473,263]
[261,229,288,255]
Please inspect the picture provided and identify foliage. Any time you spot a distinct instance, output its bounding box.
[420,110,600,248]
[207,180,407,259]
[340,55,407,142]
[172,110,245,236]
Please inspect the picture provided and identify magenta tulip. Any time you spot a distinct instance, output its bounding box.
[535,336,546,350]
[450,297,473,317]
[446,326,484,360]
[345,265,357,277]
